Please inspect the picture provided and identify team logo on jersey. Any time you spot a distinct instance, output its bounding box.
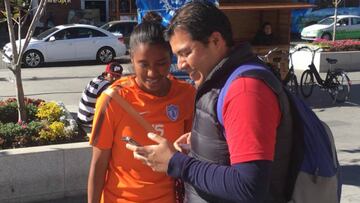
[166,104,179,121]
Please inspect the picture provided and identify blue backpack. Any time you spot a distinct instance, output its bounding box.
[216,64,342,203]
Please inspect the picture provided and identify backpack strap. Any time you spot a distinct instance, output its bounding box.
[103,87,156,133]
[216,63,283,127]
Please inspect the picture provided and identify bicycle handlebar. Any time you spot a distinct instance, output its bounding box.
[264,47,279,58]
[259,46,292,62]
[295,46,321,53]
[296,46,310,51]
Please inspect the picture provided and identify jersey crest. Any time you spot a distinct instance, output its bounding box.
[166,104,179,121]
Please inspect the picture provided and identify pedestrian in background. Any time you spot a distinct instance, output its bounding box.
[77,62,123,131]
[252,22,279,45]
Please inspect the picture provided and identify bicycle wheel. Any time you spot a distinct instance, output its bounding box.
[287,74,299,95]
[329,72,351,103]
[300,70,315,98]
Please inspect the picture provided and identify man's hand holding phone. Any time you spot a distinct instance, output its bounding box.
[121,136,142,147]
[125,132,176,172]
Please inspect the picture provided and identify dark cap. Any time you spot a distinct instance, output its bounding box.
[105,62,123,76]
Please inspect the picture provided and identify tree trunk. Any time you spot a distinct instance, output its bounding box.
[3,0,47,122]
[332,1,338,41]
[4,0,25,122]
[14,65,27,122]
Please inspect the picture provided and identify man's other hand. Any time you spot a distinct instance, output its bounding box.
[174,132,191,154]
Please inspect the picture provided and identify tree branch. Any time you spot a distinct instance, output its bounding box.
[21,3,33,27]
[4,0,19,67]
[21,12,30,27]
[12,17,19,24]
[7,64,15,73]
[16,0,47,67]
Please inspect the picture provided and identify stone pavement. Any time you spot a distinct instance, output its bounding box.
[0,59,359,202]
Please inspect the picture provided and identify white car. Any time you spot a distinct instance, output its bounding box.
[301,15,360,41]
[100,20,137,48]
[2,24,126,67]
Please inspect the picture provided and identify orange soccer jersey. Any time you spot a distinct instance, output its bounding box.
[90,75,195,203]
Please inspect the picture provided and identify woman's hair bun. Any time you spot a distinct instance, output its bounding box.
[142,11,163,24]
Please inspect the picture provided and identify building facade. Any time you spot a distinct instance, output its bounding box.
[33,0,136,29]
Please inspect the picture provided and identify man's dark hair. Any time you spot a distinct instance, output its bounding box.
[165,1,234,47]
[129,12,171,56]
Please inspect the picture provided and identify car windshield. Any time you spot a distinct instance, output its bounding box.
[100,23,110,30]
[318,17,335,25]
[35,27,59,40]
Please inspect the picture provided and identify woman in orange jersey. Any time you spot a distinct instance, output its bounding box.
[87,13,195,203]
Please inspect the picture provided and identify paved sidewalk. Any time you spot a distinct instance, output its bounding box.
[0,61,359,202]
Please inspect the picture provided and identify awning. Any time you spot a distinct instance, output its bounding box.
[219,2,316,11]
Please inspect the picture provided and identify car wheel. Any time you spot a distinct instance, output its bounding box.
[321,33,332,40]
[97,47,115,64]
[22,50,43,68]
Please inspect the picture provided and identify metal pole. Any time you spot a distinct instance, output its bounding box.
[332,0,338,41]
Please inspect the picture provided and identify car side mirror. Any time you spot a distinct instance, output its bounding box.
[49,36,56,42]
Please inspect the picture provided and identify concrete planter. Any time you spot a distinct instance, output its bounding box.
[0,142,91,202]
[292,49,360,73]
[0,102,90,202]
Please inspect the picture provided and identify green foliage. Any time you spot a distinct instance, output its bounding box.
[0,102,39,123]
[0,102,18,123]
[39,121,65,142]
[25,120,44,137]
[1,0,31,20]
[0,121,45,149]
[26,104,38,122]
[36,102,64,123]
[0,122,23,140]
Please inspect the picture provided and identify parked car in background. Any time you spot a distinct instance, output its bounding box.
[301,15,360,41]
[100,20,137,48]
[292,7,360,35]
[2,24,126,68]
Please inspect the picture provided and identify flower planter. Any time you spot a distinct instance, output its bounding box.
[0,100,90,202]
[292,49,360,73]
[0,99,87,150]
[0,142,91,202]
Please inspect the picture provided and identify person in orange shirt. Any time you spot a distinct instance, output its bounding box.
[87,13,195,203]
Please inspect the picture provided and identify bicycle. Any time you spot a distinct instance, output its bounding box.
[283,47,304,95]
[258,47,283,82]
[299,46,351,103]
[259,47,299,95]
